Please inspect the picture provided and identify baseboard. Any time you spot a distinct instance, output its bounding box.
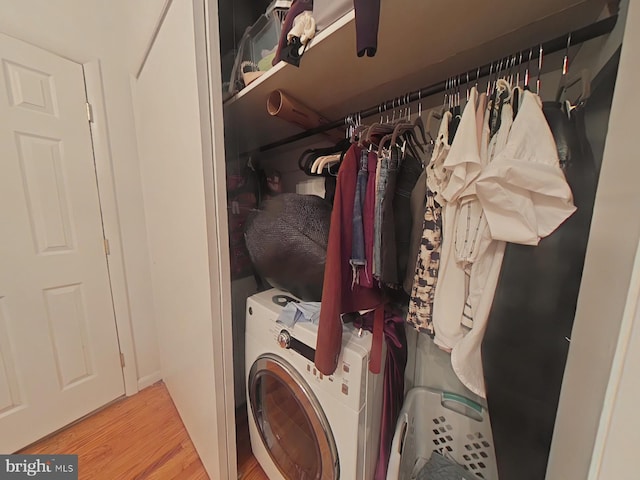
[137,371,163,392]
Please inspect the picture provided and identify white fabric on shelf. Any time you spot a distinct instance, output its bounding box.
[288,11,317,45]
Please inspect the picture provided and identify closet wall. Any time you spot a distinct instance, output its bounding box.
[548,1,640,477]
[220,0,634,478]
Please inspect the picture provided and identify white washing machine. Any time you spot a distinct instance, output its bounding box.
[245,288,384,480]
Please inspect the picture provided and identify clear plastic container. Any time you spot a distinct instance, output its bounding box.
[228,0,291,94]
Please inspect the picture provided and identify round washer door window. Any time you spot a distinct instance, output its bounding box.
[249,353,339,480]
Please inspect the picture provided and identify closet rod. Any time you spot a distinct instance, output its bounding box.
[248,13,618,155]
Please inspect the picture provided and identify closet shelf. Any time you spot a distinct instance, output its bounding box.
[223,0,609,153]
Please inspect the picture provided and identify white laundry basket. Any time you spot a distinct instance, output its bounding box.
[386,387,498,480]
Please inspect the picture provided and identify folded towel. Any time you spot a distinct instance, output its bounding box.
[277,301,321,327]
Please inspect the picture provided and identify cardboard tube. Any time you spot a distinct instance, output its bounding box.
[267,89,329,131]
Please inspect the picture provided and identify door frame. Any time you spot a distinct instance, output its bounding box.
[202,0,237,477]
[82,59,138,396]
[132,0,236,477]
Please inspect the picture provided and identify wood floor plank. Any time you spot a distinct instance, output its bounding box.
[19,382,269,480]
[20,382,208,479]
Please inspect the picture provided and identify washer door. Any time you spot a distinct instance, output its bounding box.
[249,353,339,480]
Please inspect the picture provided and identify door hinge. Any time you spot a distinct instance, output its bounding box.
[86,102,94,123]
[104,238,111,255]
[120,353,126,368]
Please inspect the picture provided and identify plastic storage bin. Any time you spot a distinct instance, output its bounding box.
[386,387,498,480]
[228,0,291,94]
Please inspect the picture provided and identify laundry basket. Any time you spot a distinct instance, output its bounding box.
[386,387,498,480]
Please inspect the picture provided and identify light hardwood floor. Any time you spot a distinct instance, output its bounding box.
[19,382,268,480]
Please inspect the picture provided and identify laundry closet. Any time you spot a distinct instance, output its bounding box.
[133,0,640,479]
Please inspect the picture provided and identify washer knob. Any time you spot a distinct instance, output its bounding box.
[277,330,291,349]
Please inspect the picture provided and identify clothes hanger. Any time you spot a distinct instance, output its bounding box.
[453,75,462,116]
[390,121,424,156]
[403,120,427,155]
[344,114,352,141]
[555,34,572,104]
[375,95,408,153]
[464,72,471,110]
[524,48,533,91]
[515,52,523,88]
[557,36,571,103]
[512,53,523,118]
[443,77,451,113]
[425,108,442,144]
[555,34,591,117]
[488,58,508,138]
[391,99,424,160]
[373,100,402,142]
[536,44,544,95]
[563,68,591,112]
[448,76,464,143]
[344,114,356,139]
[378,100,406,152]
[383,95,420,150]
[486,62,494,97]
[509,54,518,86]
[298,148,317,174]
[351,123,368,144]
[298,139,350,175]
[364,100,397,148]
[411,90,430,146]
[491,78,512,137]
[312,154,342,174]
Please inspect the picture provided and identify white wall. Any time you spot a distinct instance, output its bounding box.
[121,0,172,73]
[0,0,164,387]
[590,238,640,478]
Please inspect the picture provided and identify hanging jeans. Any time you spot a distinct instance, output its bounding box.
[380,147,400,286]
[361,151,378,288]
[351,150,369,286]
[373,152,390,278]
[392,153,423,286]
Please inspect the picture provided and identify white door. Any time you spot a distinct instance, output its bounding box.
[132,0,235,478]
[0,33,124,453]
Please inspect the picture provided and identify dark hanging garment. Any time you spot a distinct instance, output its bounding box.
[353,307,407,480]
[353,0,381,57]
[393,153,423,288]
[379,148,400,285]
[480,102,599,480]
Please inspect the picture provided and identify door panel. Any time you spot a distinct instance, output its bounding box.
[0,32,123,452]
